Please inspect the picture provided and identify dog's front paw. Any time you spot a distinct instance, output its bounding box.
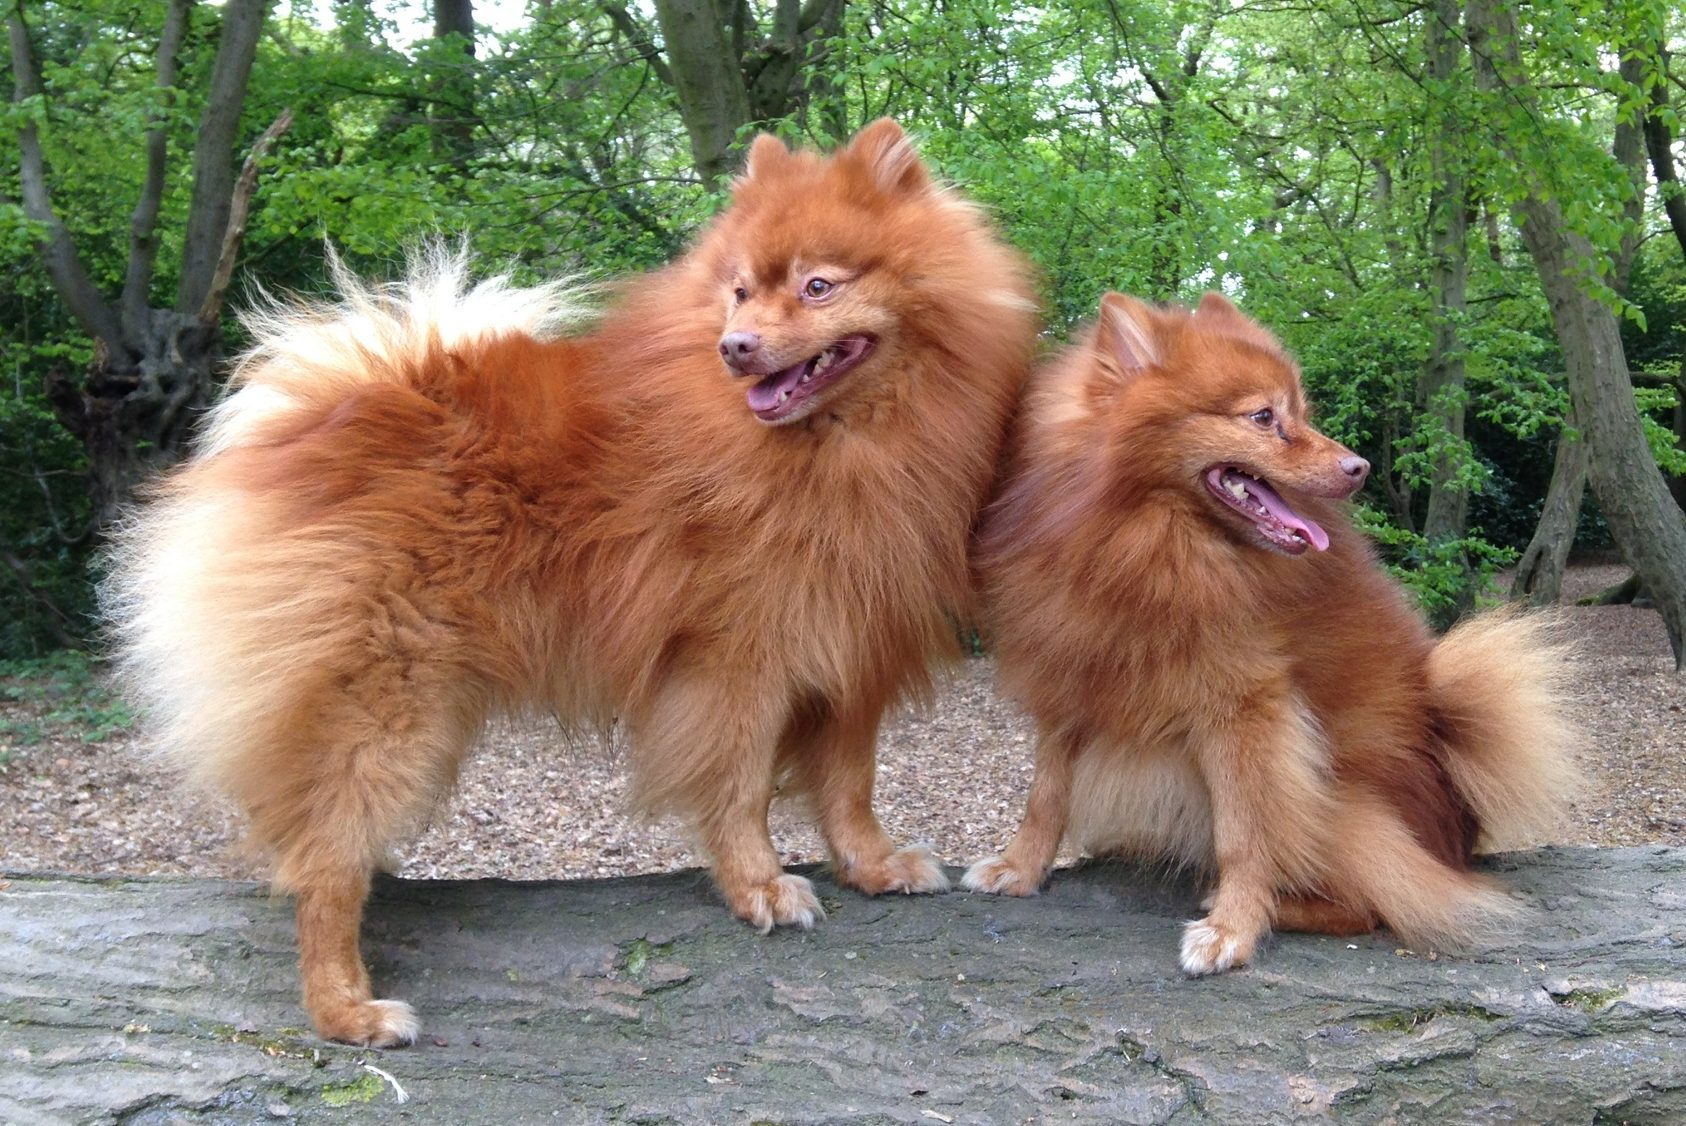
[728,873,825,934]
[1179,916,1258,975]
[839,844,951,896]
[961,854,1045,897]
[314,997,420,1048]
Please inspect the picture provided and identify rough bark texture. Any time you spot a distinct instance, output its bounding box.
[1510,412,1587,605]
[1467,0,1686,669]
[1506,53,1647,609]
[1418,0,1471,583]
[10,0,280,530]
[175,0,270,315]
[652,0,753,188]
[3,848,1684,1123]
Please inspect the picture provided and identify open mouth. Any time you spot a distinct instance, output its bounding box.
[743,335,876,423]
[1203,466,1330,555]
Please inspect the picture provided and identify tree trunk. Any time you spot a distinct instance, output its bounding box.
[175,0,270,315]
[430,0,476,168]
[652,0,752,188]
[1507,56,1645,608]
[1510,407,1588,605]
[1506,213,1686,666]
[10,1,282,530]
[1419,0,1472,611]
[1674,358,1686,514]
[44,313,217,527]
[1640,40,1686,514]
[1478,7,1682,640]
[617,0,844,186]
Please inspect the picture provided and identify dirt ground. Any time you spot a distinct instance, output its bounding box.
[1,563,1681,883]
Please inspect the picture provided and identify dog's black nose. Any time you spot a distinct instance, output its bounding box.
[1339,455,1370,486]
[719,332,763,365]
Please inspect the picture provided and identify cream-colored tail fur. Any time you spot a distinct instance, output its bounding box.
[200,243,590,457]
[1427,607,1580,853]
[100,245,589,796]
[1333,609,1578,949]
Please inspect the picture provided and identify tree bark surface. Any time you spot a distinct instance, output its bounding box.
[1419,0,1471,580]
[1510,412,1587,605]
[3,849,1684,1123]
[652,0,752,188]
[1467,0,1686,668]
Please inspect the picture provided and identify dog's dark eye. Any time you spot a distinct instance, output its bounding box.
[804,277,833,299]
[733,286,749,304]
[1249,408,1275,427]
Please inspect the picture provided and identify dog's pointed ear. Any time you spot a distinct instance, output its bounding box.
[1095,292,1160,376]
[842,118,931,195]
[1193,291,1281,351]
[1195,291,1242,323]
[742,132,792,181]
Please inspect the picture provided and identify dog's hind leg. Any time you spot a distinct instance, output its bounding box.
[292,866,417,1046]
[1272,893,1379,937]
[792,703,949,897]
[255,669,481,1046]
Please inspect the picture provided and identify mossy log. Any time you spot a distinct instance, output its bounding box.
[3,847,1684,1123]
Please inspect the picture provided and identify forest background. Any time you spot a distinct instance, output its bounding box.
[4,0,1686,667]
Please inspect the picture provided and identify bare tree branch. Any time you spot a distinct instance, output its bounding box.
[600,2,673,86]
[174,0,270,314]
[1643,46,1686,261]
[197,108,293,327]
[795,0,832,35]
[120,0,194,349]
[7,6,123,352]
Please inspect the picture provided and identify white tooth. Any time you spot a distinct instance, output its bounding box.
[801,372,811,383]
[1226,479,1247,499]
[778,389,789,403]
[815,351,834,370]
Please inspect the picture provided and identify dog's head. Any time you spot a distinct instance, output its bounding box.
[1049,292,1367,556]
[698,119,1034,427]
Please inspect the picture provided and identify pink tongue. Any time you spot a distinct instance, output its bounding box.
[1248,478,1330,551]
[745,361,808,414]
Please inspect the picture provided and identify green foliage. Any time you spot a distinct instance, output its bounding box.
[3,0,1685,658]
[0,651,133,759]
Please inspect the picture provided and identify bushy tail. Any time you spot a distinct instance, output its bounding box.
[199,242,591,458]
[1427,607,1581,852]
[1330,792,1526,950]
[101,244,590,793]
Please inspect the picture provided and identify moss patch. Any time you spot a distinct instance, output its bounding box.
[619,937,675,977]
[321,1073,385,1107]
[1556,986,1625,1013]
[1362,1002,1505,1033]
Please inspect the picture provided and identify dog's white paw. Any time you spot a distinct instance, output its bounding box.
[732,874,825,934]
[1179,917,1254,976]
[317,998,420,1048]
[961,855,1044,897]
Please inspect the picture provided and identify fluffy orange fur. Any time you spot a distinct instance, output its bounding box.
[105,120,1037,1045]
[964,292,1576,975]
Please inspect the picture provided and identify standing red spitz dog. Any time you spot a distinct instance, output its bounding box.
[106,120,1037,1045]
[964,292,1575,974]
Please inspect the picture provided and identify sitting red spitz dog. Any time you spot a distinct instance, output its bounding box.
[964,291,1575,974]
[106,120,1037,1044]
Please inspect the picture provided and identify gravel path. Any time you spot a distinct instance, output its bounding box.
[2,564,1680,882]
